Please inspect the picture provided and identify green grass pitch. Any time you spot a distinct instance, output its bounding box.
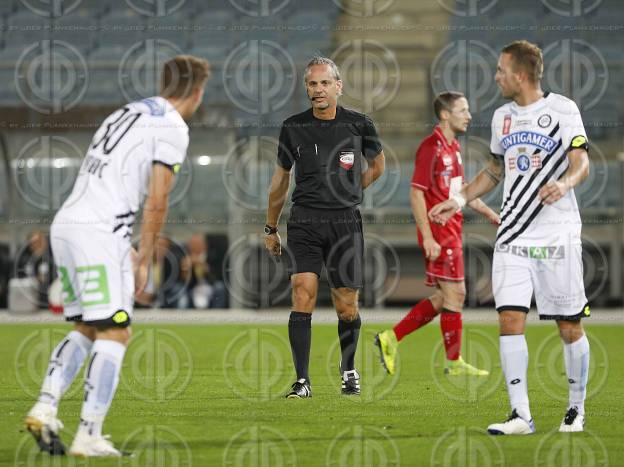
[1,321,622,466]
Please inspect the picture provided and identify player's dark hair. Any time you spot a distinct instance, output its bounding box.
[501,40,543,84]
[433,91,465,120]
[160,55,211,99]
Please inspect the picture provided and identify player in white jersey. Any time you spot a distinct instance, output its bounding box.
[430,41,590,435]
[25,55,211,457]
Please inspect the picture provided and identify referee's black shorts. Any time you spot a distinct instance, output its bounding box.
[286,205,363,289]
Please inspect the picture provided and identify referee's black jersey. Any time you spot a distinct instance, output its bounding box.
[277,106,383,209]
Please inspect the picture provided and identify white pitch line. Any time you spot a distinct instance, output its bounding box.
[0,308,622,325]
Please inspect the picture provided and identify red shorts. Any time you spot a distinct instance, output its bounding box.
[424,246,464,287]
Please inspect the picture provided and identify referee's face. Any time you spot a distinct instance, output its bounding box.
[305,64,342,111]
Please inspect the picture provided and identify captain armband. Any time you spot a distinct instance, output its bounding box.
[569,135,588,151]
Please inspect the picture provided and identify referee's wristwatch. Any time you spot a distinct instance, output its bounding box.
[264,224,278,235]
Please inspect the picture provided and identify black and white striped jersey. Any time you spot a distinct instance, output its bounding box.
[54,96,188,241]
[490,92,588,247]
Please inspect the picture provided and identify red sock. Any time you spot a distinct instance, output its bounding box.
[440,311,462,360]
[393,299,438,342]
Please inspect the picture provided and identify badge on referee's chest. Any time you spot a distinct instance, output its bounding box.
[339,151,355,169]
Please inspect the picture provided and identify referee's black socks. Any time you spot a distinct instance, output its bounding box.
[288,311,312,383]
[338,314,362,374]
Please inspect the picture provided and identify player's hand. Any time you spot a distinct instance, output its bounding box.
[539,180,568,205]
[264,232,282,256]
[428,199,459,225]
[489,212,501,226]
[422,237,441,261]
[134,262,149,295]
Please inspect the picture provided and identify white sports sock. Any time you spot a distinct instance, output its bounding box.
[500,335,531,421]
[563,334,590,416]
[78,339,126,438]
[38,330,93,412]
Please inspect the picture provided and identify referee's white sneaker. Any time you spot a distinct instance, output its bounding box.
[69,432,121,457]
[559,407,584,432]
[487,409,535,435]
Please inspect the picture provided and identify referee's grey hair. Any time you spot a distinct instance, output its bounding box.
[303,56,341,83]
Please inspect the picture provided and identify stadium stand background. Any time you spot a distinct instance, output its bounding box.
[0,0,622,309]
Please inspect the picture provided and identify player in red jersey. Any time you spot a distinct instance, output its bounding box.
[375,91,500,376]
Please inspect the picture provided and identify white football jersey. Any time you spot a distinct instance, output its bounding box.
[490,92,588,247]
[54,96,188,240]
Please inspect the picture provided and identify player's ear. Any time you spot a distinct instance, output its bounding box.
[336,79,343,96]
[193,85,204,104]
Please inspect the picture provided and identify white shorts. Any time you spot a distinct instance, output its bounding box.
[50,223,134,326]
[492,243,589,320]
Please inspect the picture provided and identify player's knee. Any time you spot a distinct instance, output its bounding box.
[428,293,444,311]
[96,326,132,346]
[557,320,583,344]
[442,289,465,311]
[75,322,96,341]
[498,311,526,334]
[292,279,316,308]
[336,301,358,322]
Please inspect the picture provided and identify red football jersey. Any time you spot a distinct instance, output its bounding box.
[411,125,464,248]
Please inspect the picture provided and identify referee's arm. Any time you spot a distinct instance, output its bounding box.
[266,165,291,228]
[362,151,385,189]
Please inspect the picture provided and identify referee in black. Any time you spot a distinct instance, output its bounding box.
[264,57,385,398]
